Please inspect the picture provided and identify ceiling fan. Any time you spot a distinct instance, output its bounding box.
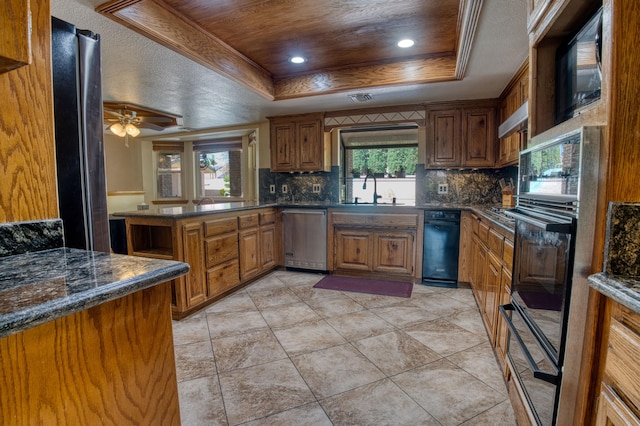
[103,102,182,147]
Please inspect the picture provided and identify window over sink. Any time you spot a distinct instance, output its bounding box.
[153,142,183,199]
[340,126,418,204]
[193,137,244,200]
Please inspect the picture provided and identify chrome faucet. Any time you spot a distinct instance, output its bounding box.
[362,173,381,204]
[197,197,214,206]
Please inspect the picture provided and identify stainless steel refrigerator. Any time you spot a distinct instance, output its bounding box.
[51,17,110,252]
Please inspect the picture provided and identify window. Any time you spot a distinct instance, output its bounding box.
[153,142,184,199]
[341,127,418,204]
[193,138,243,199]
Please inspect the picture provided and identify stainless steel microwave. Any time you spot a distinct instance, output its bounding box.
[518,127,600,203]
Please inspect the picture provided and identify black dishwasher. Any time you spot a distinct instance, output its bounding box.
[422,210,460,288]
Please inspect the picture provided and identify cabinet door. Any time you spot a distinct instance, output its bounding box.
[463,108,496,167]
[297,120,323,171]
[260,224,276,270]
[458,212,473,283]
[373,232,414,275]
[181,222,207,308]
[483,252,501,345]
[239,228,261,280]
[335,229,373,271]
[428,109,461,168]
[0,1,31,73]
[496,268,512,367]
[270,121,296,172]
[471,235,487,307]
[596,383,640,426]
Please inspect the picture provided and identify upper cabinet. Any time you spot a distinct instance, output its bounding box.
[426,101,498,169]
[269,112,330,172]
[498,61,529,167]
[0,1,31,74]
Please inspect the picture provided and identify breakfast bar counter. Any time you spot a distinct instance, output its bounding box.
[0,219,189,425]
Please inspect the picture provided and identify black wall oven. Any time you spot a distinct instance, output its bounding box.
[502,128,599,425]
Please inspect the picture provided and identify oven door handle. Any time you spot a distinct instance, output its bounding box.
[499,304,560,385]
[504,210,572,233]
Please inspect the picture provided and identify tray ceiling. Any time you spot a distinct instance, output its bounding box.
[96,0,479,100]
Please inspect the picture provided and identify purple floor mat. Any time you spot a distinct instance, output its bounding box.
[313,275,413,298]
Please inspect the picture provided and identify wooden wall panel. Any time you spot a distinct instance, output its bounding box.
[0,0,58,222]
[0,283,180,425]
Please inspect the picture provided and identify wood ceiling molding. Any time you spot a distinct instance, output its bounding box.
[96,0,275,99]
[274,56,457,100]
[455,0,484,79]
[96,0,483,100]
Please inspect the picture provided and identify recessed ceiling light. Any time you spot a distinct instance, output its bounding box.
[289,56,306,64]
[397,39,415,48]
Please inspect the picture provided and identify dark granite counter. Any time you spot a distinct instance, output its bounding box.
[0,247,189,339]
[113,201,277,219]
[588,273,640,313]
[114,200,515,235]
[588,202,640,314]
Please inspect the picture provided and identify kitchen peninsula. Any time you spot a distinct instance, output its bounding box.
[0,220,189,424]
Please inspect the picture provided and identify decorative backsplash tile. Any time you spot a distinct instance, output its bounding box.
[259,165,518,206]
[0,219,64,257]
[604,202,640,277]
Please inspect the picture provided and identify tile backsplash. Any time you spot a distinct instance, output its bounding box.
[259,165,518,206]
[0,219,64,257]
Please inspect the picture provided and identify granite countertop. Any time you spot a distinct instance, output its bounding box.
[0,247,189,339]
[588,273,640,313]
[113,201,515,233]
[113,201,277,219]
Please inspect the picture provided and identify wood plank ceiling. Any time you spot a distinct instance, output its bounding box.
[96,0,481,101]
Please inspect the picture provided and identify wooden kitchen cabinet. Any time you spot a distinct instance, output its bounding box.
[428,108,461,168]
[463,108,496,168]
[426,101,498,169]
[373,232,414,275]
[594,301,640,425]
[498,61,529,166]
[0,1,31,74]
[335,229,373,271]
[458,211,473,283]
[180,222,208,309]
[269,113,329,172]
[330,210,418,280]
[239,209,280,280]
[125,207,279,319]
[465,210,515,373]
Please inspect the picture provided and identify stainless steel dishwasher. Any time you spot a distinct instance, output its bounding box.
[283,209,327,271]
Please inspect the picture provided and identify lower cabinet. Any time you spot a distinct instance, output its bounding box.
[330,210,418,280]
[465,211,514,375]
[595,302,640,424]
[125,208,279,319]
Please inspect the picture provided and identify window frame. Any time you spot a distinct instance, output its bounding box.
[193,137,245,202]
[153,142,185,201]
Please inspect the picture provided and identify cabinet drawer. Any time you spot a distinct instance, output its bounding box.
[471,215,480,236]
[487,228,504,257]
[238,213,259,229]
[259,210,276,225]
[478,221,490,242]
[503,238,514,268]
[204,217,237,236]
[332,212,417,228]
[207,260,240,297]
[604,318,640,415]
[205,234,238,267]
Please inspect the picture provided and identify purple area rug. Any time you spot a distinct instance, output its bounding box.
[313,275,413,298]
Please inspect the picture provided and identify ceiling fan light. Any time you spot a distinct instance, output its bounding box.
[109,122,126,137]
[125,123,141,137]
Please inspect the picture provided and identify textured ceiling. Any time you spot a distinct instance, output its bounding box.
[51,0,528,137]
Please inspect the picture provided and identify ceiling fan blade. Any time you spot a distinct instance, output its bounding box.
[104,109,124,118]
[137,122,165,131]
[136,116,174,124]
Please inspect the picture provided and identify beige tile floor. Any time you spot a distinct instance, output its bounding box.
[173,270,517,425]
